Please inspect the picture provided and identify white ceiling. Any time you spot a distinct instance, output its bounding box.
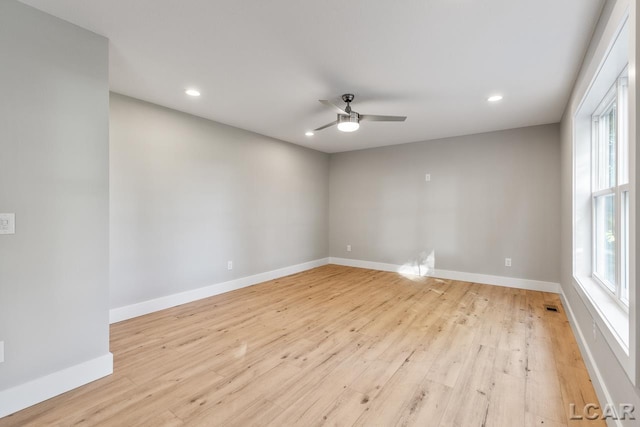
[20,0,604,153]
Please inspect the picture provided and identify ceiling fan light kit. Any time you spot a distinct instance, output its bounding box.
[337,113,360,132]
[314,93,406,133]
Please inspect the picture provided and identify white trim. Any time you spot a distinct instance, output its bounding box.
[109,258,330,323]
[573,275,630,354]
[328,257,400,273]
[560,289,623,427]
[328,257,560,294]
[432,269,560,294]
[0,353,113,419]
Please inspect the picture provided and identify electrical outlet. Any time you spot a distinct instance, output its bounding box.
[425,173,431,182]
[505,258,512,267]
[227,261,233,270]
[347,244,352,252]
[0,341,4,363]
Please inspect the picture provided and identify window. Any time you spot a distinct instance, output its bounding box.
[591,69,629,307]
[572,11,633,382]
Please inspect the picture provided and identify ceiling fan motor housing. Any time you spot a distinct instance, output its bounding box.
[341,94,355,103]
[338,111,359,122]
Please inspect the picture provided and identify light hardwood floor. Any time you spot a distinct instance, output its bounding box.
[1,265,604,426]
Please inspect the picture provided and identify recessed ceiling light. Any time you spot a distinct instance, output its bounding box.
[185,89,201,97]
[305,131,314,136]
[487,95,503,102]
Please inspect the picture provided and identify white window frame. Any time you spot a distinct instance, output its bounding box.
[571,11,635,383]
[591,71,629,310]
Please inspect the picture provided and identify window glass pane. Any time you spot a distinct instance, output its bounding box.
[594,193,616,291]
[618,76,629,185]
[597,103,616,190]
[621,191,629,304]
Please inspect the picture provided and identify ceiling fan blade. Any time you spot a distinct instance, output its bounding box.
[360,114,407,122]
[319,100,348,115]
[314,120,338,131]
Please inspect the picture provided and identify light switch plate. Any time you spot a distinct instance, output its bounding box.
[0,213,15,234]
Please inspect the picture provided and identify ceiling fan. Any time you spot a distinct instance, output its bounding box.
[314,94,407,133]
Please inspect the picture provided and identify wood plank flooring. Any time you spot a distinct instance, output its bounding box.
[0,265,604,426]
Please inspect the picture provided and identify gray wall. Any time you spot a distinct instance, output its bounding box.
[0,1,109,389]
[109,94,329,309]
[329,124,561,283]
[560,0,640,421]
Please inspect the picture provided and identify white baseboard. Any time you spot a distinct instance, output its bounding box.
[109,258,330,323]
[559,289,622,427]
[433,268,560,293]
[0,353,113,419]
[329,257,400,273]
[328,257,560,293]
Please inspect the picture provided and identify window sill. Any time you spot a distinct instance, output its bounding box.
[573,274,629,358]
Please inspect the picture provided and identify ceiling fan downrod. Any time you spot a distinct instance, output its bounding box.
[342,93,355,113]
